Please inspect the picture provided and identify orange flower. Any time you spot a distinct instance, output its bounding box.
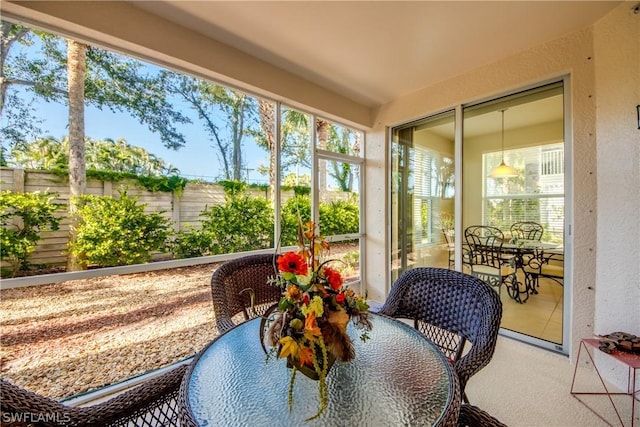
[277,252,308,275]
[299,346,314,366]
[304,312,322,340]
[285,285,302,301]
[322,266,343,290]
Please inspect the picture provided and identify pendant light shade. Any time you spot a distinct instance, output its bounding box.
[489,109,518,179]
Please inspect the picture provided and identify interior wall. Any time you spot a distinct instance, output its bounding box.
[462,120,564,227]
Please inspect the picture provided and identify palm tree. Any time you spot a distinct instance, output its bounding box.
[66,39,87,271]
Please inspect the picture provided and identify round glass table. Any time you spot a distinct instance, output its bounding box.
[180,313,460,426]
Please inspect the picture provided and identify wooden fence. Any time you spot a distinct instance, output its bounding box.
[0,167,281,267]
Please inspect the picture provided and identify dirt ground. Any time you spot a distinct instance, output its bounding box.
[0,263,220,400]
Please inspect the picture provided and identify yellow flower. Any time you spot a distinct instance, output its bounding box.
[301,295,324,317]
[279,336,299,359]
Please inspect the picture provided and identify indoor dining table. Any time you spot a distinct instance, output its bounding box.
[500,240,560,298]
[179,312,461,426]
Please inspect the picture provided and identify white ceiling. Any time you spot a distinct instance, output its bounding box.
[131,0,620,109]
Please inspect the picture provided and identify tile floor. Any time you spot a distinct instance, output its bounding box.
[499,273,564,344]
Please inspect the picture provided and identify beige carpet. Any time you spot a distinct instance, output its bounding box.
[467,335,637,427]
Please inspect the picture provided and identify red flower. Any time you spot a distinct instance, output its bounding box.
[277,252,308,275]
[335,293,345,304]
[323,267,343,290]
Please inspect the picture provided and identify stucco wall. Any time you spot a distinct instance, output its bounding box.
[366,2,639,364]
[593,4,640,336]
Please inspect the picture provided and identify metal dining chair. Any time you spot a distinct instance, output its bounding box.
[0,364,187,427]
[523,248,564,293]
[379,267,502,404]
[210,253,282,334]
[510,221,544,242]
[464,225,521,301]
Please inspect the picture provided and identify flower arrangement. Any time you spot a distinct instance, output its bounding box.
[265,220,371,420]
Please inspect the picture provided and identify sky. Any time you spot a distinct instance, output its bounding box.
[16,88,271,185]
[2,27,272,185]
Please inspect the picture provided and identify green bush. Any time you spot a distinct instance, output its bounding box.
[171,225,213,259]
[279,195,360,245]
[69,191,172,267]
[280,195,311,246]
[201,192,274,254]
[319,198,359,236]
[0,191,63,277]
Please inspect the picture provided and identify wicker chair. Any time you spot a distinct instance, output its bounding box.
[210,253,282,334]
[379,267,502,404]
[457,403,507,427]
[0,364,187,427]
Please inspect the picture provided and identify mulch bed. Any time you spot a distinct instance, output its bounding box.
[0,263,220,400]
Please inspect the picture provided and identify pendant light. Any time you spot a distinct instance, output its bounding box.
[489,109,518,178]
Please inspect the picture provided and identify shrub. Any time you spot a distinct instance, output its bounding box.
[69,191,172,267]
[0,191,63,277]
[280,195,360,245]
[201,192,274,254]
[319,198,359,236]
[280,195,311,245]
[171,225,213,259]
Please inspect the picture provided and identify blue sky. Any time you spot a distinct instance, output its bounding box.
[21,90,270,184]
[3,27,271,185]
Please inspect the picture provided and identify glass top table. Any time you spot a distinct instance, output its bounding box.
[180,313,460,426]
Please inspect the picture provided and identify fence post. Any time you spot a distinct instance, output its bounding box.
[103,180,113,197]
[13,168,25,193]
[172,190,181,232]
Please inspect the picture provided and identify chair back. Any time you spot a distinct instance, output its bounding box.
[379,268,502,396]
[510,221,544,241]
[210,253,282,334]
[464,225,505,269]
[1,364,187,426]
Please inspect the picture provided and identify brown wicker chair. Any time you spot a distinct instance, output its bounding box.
[210,253,282,334]
[0,364,187,427]
[457,403,507,427]
[379,267,502,404]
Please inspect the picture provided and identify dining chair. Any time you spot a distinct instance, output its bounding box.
[523,248,564,293]
[464,225,519,301]
[442,227,456,269]
[510,221,544,242]
[379,267,502,404]
[457,403,507,427]
[210,253,282,334]
[0,364,187,427]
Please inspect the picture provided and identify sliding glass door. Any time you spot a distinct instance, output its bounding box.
[390,81,568,352]
[462,82,565,348]
[390,111,456,284]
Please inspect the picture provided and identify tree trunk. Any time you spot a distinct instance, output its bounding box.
[258,100,276,205]
[316,119,329,194]
[66,39,87,271]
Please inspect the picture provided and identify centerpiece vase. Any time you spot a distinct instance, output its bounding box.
[286,348,336,381]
